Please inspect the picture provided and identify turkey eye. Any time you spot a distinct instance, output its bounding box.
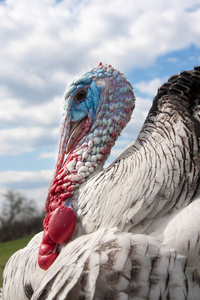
[76,89,87,102]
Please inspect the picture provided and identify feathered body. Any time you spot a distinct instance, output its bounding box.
[2,65,200,300]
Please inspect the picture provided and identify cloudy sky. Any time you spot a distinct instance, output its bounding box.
[0,0,200,210]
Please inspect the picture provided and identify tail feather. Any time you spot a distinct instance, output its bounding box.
[153,67,200,111]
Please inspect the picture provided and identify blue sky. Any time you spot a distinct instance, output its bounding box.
[0,0,200,209]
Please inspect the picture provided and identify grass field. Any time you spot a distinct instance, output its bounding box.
[0,235,34,287]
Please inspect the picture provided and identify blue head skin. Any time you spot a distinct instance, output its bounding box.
[64,74,102,124]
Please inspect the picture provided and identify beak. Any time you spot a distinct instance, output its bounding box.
[66,118,87,154]
[44,115,87,212]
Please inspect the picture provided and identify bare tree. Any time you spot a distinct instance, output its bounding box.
[1,190,38,224]
[0,190,44,242]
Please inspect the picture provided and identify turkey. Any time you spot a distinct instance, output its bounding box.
[2,64,200,300]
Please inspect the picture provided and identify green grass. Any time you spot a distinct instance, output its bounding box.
[0,235,34,287]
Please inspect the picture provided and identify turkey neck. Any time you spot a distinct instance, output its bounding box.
[48,130,109,212]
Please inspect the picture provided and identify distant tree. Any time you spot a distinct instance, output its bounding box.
[1,190,38,224]
[0,190,44,242]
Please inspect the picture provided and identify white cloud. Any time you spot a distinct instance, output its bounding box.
[1,0,200,82]
[0,126,59,155]
[40,151,57,159]
[1,0,200,112]
[0,170,52,208]
[135,78,167,97]
[0,94,63,155]
[0,170,52,185]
